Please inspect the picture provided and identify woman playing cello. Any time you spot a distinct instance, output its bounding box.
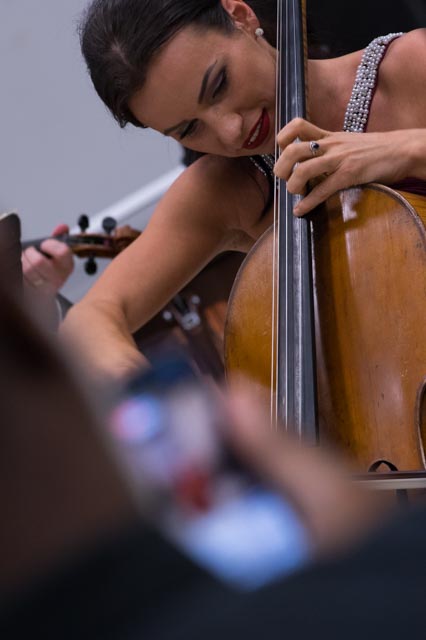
[62,0,426,380]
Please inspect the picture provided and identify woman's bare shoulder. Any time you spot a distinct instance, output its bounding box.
[160,154,271,234]
[381,29,426,85]
[399,28,426,49]
[377,29,426,127]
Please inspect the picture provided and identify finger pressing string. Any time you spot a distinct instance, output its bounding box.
[286,156,331,196]
[277,117,327,148]
[293,173,343,216]
[275,140,327,181]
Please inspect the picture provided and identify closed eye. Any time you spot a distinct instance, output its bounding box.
[178,66,228,140]
[179,120,198,140]
[212,68,228,99]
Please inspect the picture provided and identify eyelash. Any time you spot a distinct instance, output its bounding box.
[212,68,228,99]
[179,120,198,140]
[179,68,229,141]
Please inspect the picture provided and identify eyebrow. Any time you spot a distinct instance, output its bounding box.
[162,60,217,136]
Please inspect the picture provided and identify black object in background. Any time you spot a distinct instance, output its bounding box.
[308,0,425,56]
[0,213,23,294]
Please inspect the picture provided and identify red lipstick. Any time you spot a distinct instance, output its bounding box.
[243,109,270,150]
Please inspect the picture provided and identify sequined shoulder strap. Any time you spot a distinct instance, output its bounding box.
[343,32,403,132]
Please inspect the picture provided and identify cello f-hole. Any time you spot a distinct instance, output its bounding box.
[416,379,426,467]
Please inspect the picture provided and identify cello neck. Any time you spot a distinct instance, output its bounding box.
[274,0,317,441]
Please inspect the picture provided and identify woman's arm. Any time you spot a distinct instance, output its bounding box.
[61,155,268,379]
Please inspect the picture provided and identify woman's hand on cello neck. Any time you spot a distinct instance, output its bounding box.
[273,30,426,216]
[274,119,426,217]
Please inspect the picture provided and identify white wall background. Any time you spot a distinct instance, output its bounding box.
[0,0,181,241]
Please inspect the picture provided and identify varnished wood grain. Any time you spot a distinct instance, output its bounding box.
[225,186,426,472]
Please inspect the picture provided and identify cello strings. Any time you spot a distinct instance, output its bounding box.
[270,0,283,429]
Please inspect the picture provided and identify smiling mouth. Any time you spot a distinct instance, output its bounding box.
[243,109,270,150]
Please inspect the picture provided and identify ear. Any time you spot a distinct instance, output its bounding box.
[220,0,260,33]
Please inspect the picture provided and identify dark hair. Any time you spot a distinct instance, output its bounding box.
[79,0,277,128]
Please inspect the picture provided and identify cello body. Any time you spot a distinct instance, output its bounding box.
[225,185,426,471]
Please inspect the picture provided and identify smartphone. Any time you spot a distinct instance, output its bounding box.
[109,356,311,591]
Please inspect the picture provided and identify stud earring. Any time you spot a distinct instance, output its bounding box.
[255,27,264,38]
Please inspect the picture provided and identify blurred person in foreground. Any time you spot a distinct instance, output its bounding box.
[0,268,425,639]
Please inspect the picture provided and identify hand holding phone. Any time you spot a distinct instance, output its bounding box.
[109,358,312,591]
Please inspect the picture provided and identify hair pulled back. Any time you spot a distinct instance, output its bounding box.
[79,0,277,128]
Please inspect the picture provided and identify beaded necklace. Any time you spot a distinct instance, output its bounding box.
[250,153,275,180]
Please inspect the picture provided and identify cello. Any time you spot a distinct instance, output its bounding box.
[225,0,426,479]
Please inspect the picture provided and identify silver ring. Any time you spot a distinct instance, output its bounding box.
[309,141,321,157]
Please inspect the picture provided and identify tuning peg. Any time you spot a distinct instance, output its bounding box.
[84,256,98,275]
[78,214,90,233]
[102,216,117,235]
[162,309,174,322]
